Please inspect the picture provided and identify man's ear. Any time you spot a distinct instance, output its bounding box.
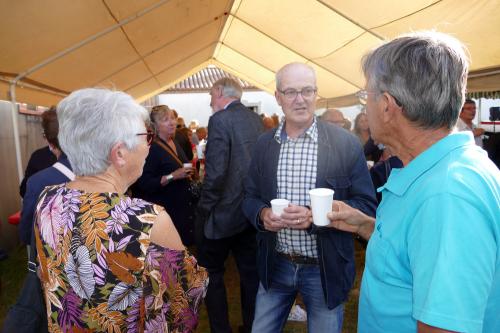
[381,92,402,124]
[275,91,282,107]
[109,142,126,168]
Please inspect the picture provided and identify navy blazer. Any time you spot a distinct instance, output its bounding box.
[198,100,264,239]
[19,155,72,244]
[242,120,377,309]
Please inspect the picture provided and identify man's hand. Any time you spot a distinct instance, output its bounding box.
[473,127,485,137]
[280,204,312,230]
[327,201,375,240]
[259,207,286,232]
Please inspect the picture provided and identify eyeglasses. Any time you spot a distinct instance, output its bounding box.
[355,90,377,105]
[356,90,403,107]
[136,131,155,146]
[278,87,317,100]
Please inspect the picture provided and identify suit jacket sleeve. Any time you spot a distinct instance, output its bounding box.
[198,114,230,214]
[345,140,378,217]
[19,177,44,244]
[242,136,270,231]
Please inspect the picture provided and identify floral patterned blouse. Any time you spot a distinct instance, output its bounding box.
[34,184,208,333]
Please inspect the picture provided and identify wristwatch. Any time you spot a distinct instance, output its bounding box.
[166,174,174,183]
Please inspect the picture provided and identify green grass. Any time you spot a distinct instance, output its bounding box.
[0,244,365,332]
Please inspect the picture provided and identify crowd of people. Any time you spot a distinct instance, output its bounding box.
[10,30,499,333]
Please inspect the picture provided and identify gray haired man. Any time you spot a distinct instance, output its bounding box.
[197,78,264,333]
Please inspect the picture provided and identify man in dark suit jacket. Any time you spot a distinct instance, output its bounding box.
[197,78,264,333]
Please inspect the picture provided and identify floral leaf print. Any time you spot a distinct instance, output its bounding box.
[116,235,133,251]
[65,246,96,300]
[38,191,64,251]
[106,251,143,284]
[125,298,143,333]
[88,303,123,333]
[108,282,142,311]
[46,288,63,310]
[35,225,49,282]
[58,287,82,331]
[60,188,81,236]
[80,193,110,253]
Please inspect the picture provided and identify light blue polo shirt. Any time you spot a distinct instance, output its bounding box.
[358,132,500,333]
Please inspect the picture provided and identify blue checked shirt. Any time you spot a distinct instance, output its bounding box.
[274,117,318,258]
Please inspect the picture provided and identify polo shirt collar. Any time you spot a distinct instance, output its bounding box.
[380,131,475,196]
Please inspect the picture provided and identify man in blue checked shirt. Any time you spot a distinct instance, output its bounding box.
[242,62,377,333]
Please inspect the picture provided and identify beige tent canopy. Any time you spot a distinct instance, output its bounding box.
[1,0,500,179]
[2,0,500,106]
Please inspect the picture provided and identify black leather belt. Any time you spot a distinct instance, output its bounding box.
[278,252,319,265]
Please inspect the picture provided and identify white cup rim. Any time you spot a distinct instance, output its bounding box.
[271,198,289,205]
[309,188,334,196]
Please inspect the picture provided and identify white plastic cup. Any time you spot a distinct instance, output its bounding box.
[366,160,374,169]
[183,163,192,169]
[309,188,334,226]
[270,198,289,216]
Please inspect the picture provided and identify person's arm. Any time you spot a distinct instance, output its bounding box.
[344,141,378,217]
[327,200,375,240]
[149,209,184,250]
[19,177,43,244]
[242,136,273,232]
[417,321,457,333]
[197,115,230,214]
[472,127,485,137]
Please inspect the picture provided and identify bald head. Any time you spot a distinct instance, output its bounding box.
[275,62,316,90]
[321,109,345,127]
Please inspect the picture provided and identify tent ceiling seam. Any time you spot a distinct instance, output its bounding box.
[102,0,161,87]
[9,0,171,88]
[124,42,217,93]
[92,11,227,87]
[368,0,443,30]
[315,0,384,40]
[229,14,361,89]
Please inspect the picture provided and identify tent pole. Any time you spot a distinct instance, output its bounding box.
[9,82,24,184]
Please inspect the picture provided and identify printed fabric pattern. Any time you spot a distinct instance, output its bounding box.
[34,184,208,333]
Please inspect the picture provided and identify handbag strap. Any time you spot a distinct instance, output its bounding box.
[53,162,75,180]
[155,139,183,168]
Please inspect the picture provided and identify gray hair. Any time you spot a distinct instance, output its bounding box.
[276,62,316,90]
[362,31,469,130]
[57,88,149,176]
[213,77,242,99]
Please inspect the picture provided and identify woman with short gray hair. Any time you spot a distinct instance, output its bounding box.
[34,88,207,332]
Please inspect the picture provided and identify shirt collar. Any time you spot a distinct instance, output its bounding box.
[274,116,318,144]
[379,131,475,196]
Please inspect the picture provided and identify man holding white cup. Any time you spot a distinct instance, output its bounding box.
[243,62,377,333]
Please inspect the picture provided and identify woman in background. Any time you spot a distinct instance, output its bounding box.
[133,105,195,246]
[35,88,207,332]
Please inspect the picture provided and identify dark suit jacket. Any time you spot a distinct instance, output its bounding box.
[19,146,57,197]
[19,155,72,244]
[198,100,264,239]
[242,120,377,309]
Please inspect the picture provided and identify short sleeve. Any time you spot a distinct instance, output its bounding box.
[408,193,496,332]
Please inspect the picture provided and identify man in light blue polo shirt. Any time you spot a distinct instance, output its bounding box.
[328,31,500,332]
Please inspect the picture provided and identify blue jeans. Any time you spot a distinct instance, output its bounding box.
[251,255,344,333]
